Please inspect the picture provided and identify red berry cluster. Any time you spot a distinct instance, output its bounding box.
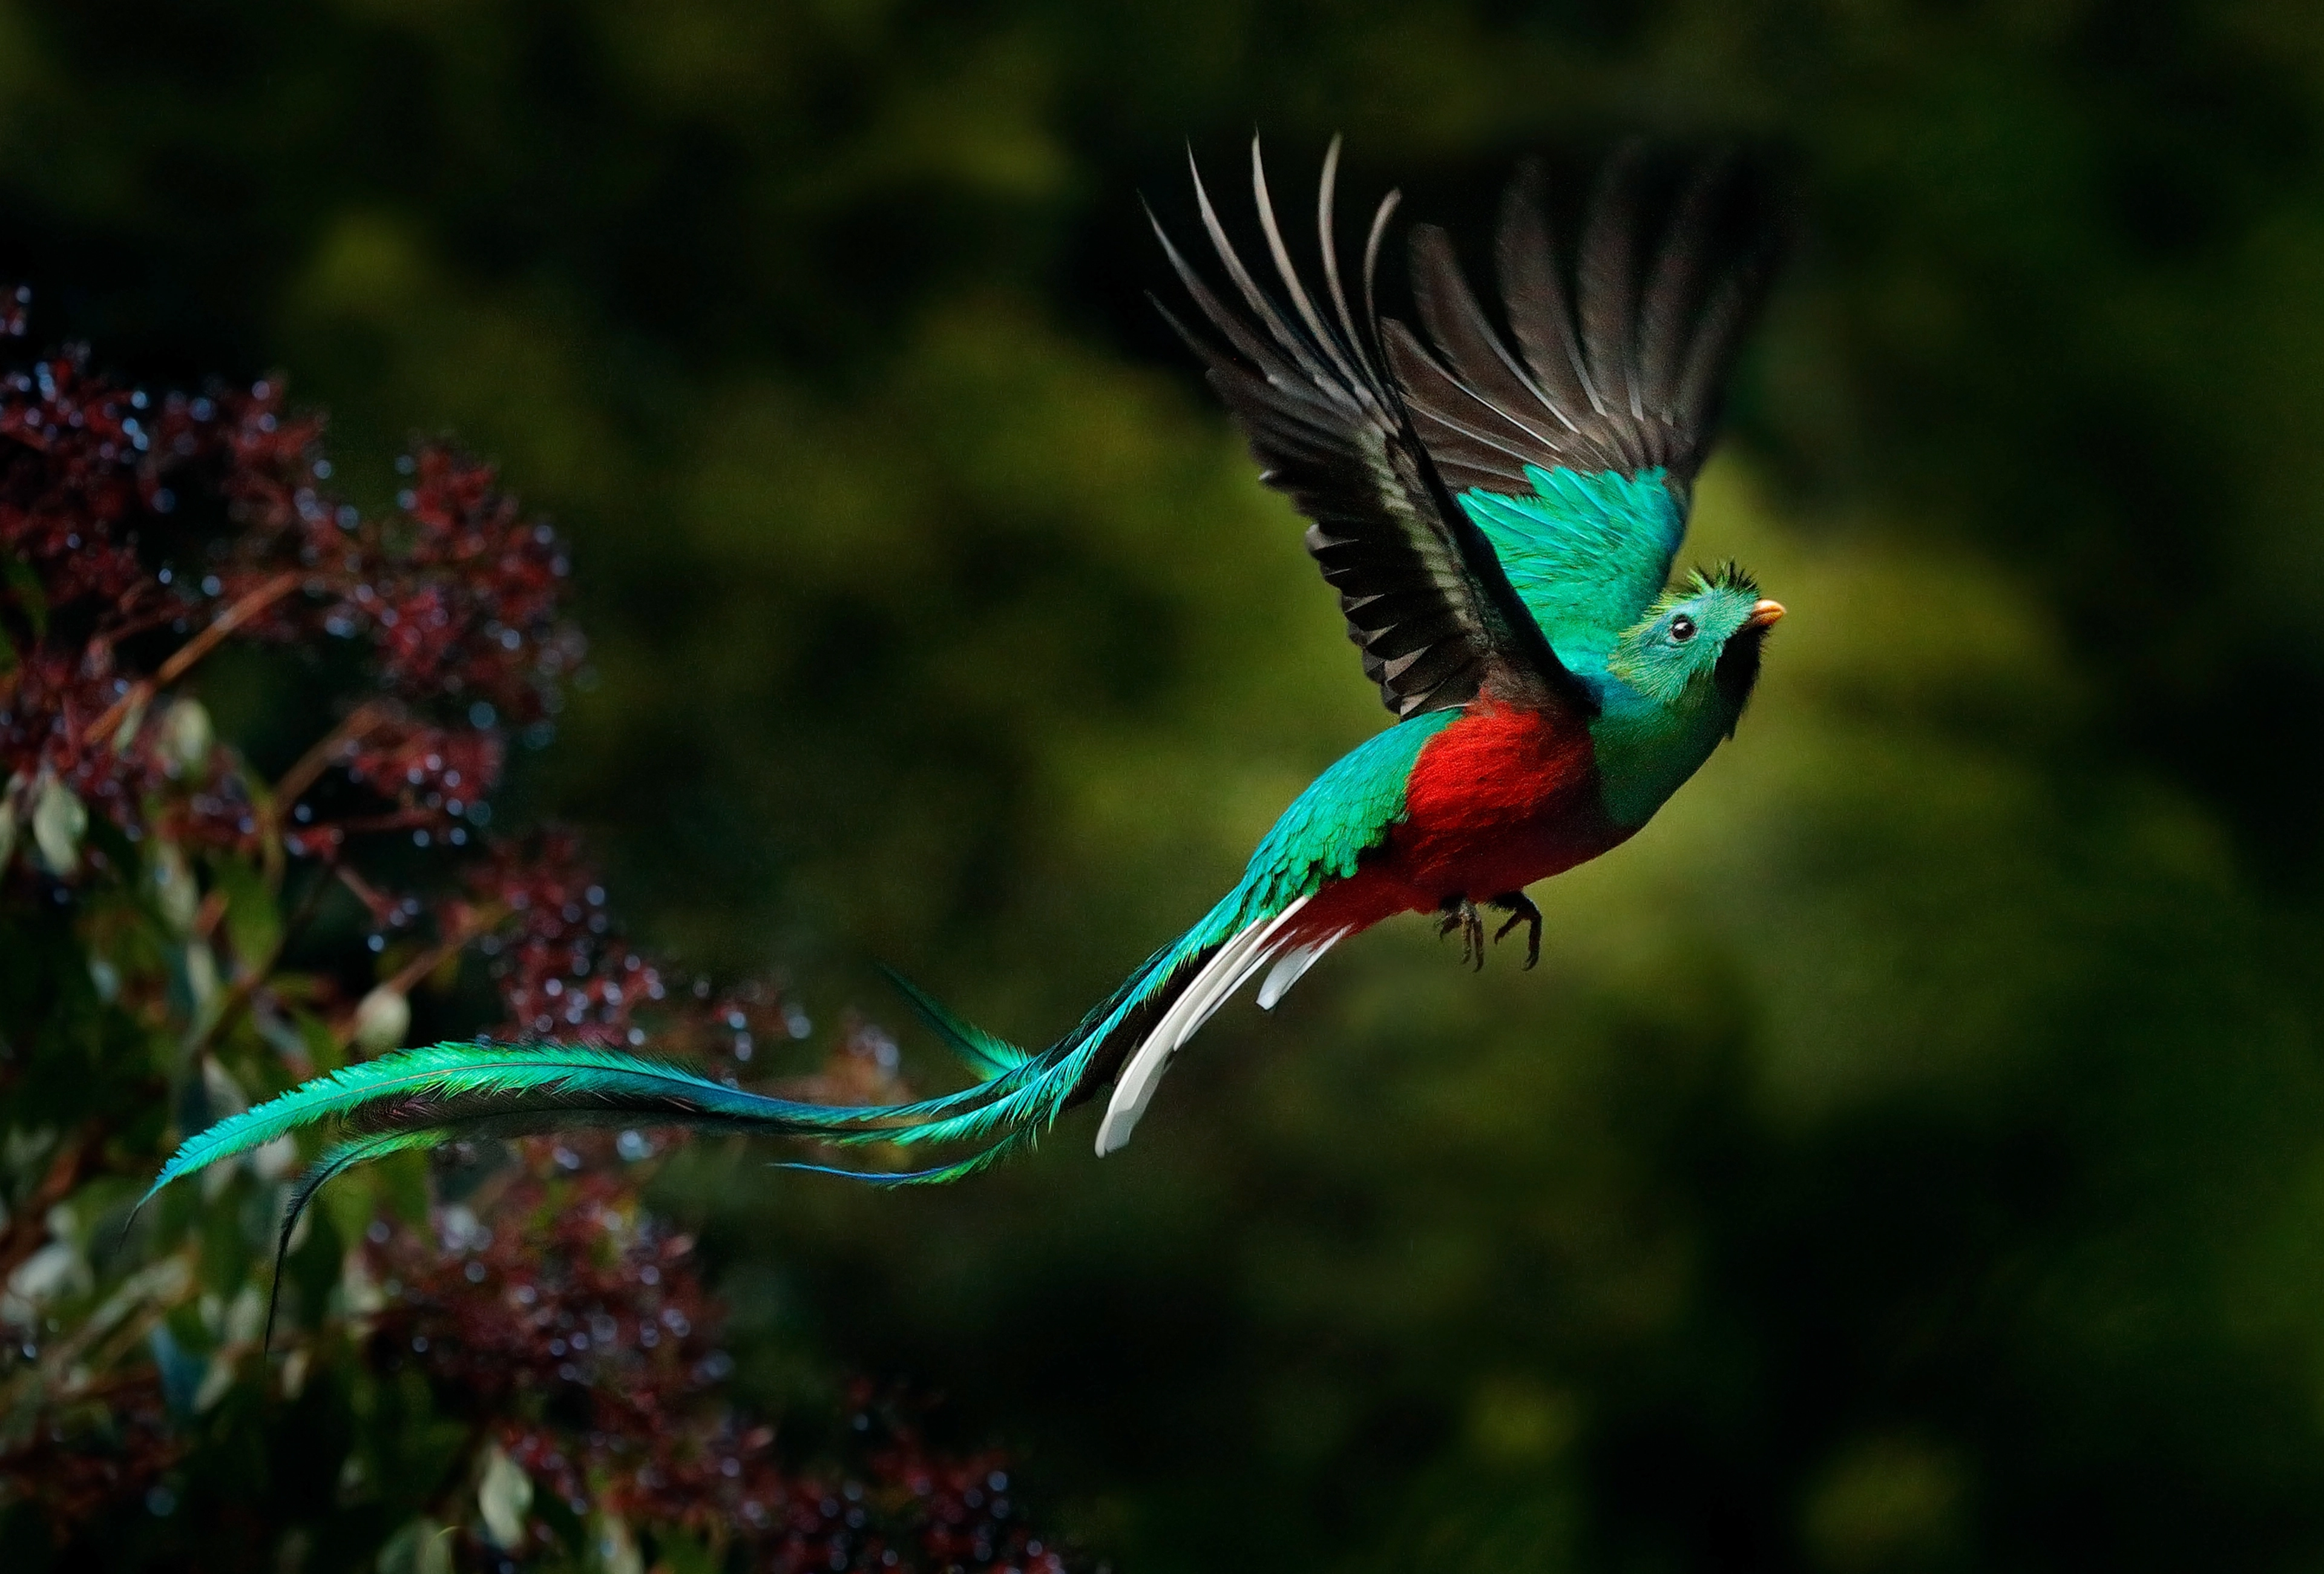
[467,832,674,1047]
[464,833,878,1100]
[0,294,581,869]
[0,328,172,617]
[326,713,504,849]
[0,1372,179,1539]
[364,1175,1066,1572]
[215,424,582,722]
[0,331,222,834]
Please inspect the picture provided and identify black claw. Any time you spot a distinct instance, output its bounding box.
[1438,895,1486,969]
[1489,892,1543,970]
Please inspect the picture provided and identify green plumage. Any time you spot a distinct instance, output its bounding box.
[1234,708,1461,912]
[906,706,1459,1133]
[142,1040,1040,1346]
[1457,466,1686,665]
[877,966,1034,1081]
[140,1043,868,1211]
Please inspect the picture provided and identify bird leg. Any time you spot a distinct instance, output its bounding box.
[1437,894,1486,970]
[1488,891,1542,970]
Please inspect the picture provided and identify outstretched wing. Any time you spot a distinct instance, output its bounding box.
[1155,139,1590,720]
[1386,147,1781,654]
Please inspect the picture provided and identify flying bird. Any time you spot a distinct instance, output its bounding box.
[148,139,1786,1233]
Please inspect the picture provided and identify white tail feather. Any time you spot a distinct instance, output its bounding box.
[1256,926,1349,1010]
[1181,929,1290,1042]
[1095,896,1310,1156]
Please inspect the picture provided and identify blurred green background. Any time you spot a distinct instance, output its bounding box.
[11,0,2324,1567]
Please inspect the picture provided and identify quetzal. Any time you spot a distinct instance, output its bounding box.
[147,139,1785,1227]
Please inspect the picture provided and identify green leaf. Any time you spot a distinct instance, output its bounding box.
[160,697,212,774]
[5,553,47,638]
[147,1322,208,1417]
[591,1513,646,1574]
[209,855,282,973]
[318,1164,378,1263]
[375,1518,453,1574]
[298,1007,346,1075]
[645,1530,722,1574]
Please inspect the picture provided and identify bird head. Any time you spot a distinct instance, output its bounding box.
[1604,561,1784,731]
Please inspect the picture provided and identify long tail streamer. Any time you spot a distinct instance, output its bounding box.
[140,862,1342,1351]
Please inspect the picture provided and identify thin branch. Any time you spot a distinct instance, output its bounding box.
[376,904,501,1004]
[269,700,391,819]
[182,855,347,1067]
[88,571,301,743]
[335,864,395,924]
[0,1128,93,1285]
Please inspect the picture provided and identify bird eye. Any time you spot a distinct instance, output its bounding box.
[1669,615,1698,644]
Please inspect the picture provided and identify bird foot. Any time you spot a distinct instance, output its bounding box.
[1488,891,1542,970]
[1437,895,1486,970]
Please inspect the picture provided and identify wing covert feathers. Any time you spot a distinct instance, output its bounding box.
[1390,148,1782,498]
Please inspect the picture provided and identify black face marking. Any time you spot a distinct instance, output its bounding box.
[1669,614,1698,644]
[1715,622,1768,713]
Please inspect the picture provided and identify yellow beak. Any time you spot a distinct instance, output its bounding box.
[1744,599,1786,632]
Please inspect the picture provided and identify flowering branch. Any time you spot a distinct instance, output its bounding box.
[84,569,300,743]
[0,289,1075,1568]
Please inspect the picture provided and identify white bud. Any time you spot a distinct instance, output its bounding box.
[29,772,85,877]
[162,697,212,775]
[152,843,199,934]
[353,986,411,1054]
[476,1444,534,1550]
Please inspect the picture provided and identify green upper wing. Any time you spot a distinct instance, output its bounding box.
[1454,465,1687,667]
[1383,148,1781,659]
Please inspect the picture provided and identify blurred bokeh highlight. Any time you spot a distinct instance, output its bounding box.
[8,1,2324,1567]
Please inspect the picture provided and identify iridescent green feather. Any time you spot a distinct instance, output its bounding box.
[140,1042,878,1208]
[1235,708,1459,912]
[873,966,1031,1081]
[1458,466,1687,662]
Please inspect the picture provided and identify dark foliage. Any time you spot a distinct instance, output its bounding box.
[0,298,1066,1572]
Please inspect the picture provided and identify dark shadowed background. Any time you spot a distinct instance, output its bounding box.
[10,1,2324,1567]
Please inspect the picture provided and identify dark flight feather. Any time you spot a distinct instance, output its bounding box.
[1497,161,1600,420]
[1154,137,1589,719]
[1634,160,1728,416]
[1576,144,1646,432]
[1391,146,1782,499]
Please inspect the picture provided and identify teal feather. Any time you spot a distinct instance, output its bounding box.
[874,966,1031,1081]
[1457,466,1686,662]
[953,706,1463,1129]
[1235,708,1461,911]
[139,1042,863,1210]
[775,1127,1034,1188]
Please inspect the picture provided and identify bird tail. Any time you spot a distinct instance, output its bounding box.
[142,880,1353,1302]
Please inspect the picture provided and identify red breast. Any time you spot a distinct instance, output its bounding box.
[1296,700,1627,938]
